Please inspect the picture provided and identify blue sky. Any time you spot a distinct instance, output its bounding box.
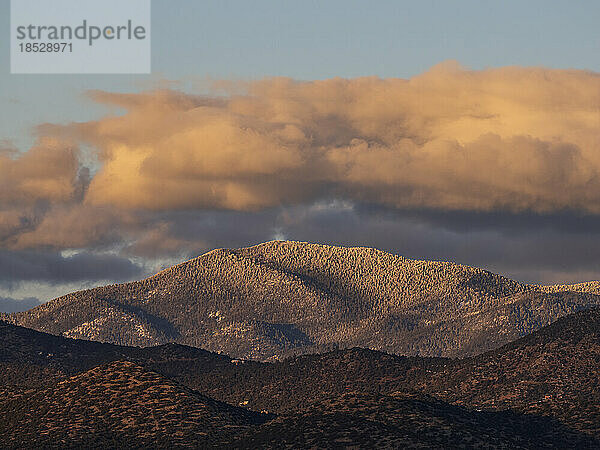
[1,0,599,151]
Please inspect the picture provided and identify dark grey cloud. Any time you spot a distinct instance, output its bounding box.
[0,250,144,289]
[0,296,41,313]
[2,202,600,290]
[356,205,600,236]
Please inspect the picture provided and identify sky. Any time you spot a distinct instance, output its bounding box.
[1,0,599,311]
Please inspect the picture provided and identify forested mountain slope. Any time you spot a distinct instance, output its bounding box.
[5,241,600,360]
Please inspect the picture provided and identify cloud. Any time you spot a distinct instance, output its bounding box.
[48,62,598,215]
[0,296,41,313]
[123,221,207,258]
[0,137,81,207]
[6,204,134,251]
[0,250,143,288]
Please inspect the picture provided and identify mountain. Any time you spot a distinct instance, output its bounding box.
[5,241,600,360]
[1,308,599,448]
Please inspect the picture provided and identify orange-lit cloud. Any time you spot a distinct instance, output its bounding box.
[0,138,80,206]
[57,61,599,214]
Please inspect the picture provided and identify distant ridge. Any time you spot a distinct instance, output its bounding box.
[541,280,600,295]
[6,240,600,360]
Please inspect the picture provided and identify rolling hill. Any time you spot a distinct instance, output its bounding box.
[169,307,600,439]
[1,307,600,447]
[4,240,600,360]
[0,359,268,448]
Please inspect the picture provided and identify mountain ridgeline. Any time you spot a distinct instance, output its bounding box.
[5,241,600,360]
